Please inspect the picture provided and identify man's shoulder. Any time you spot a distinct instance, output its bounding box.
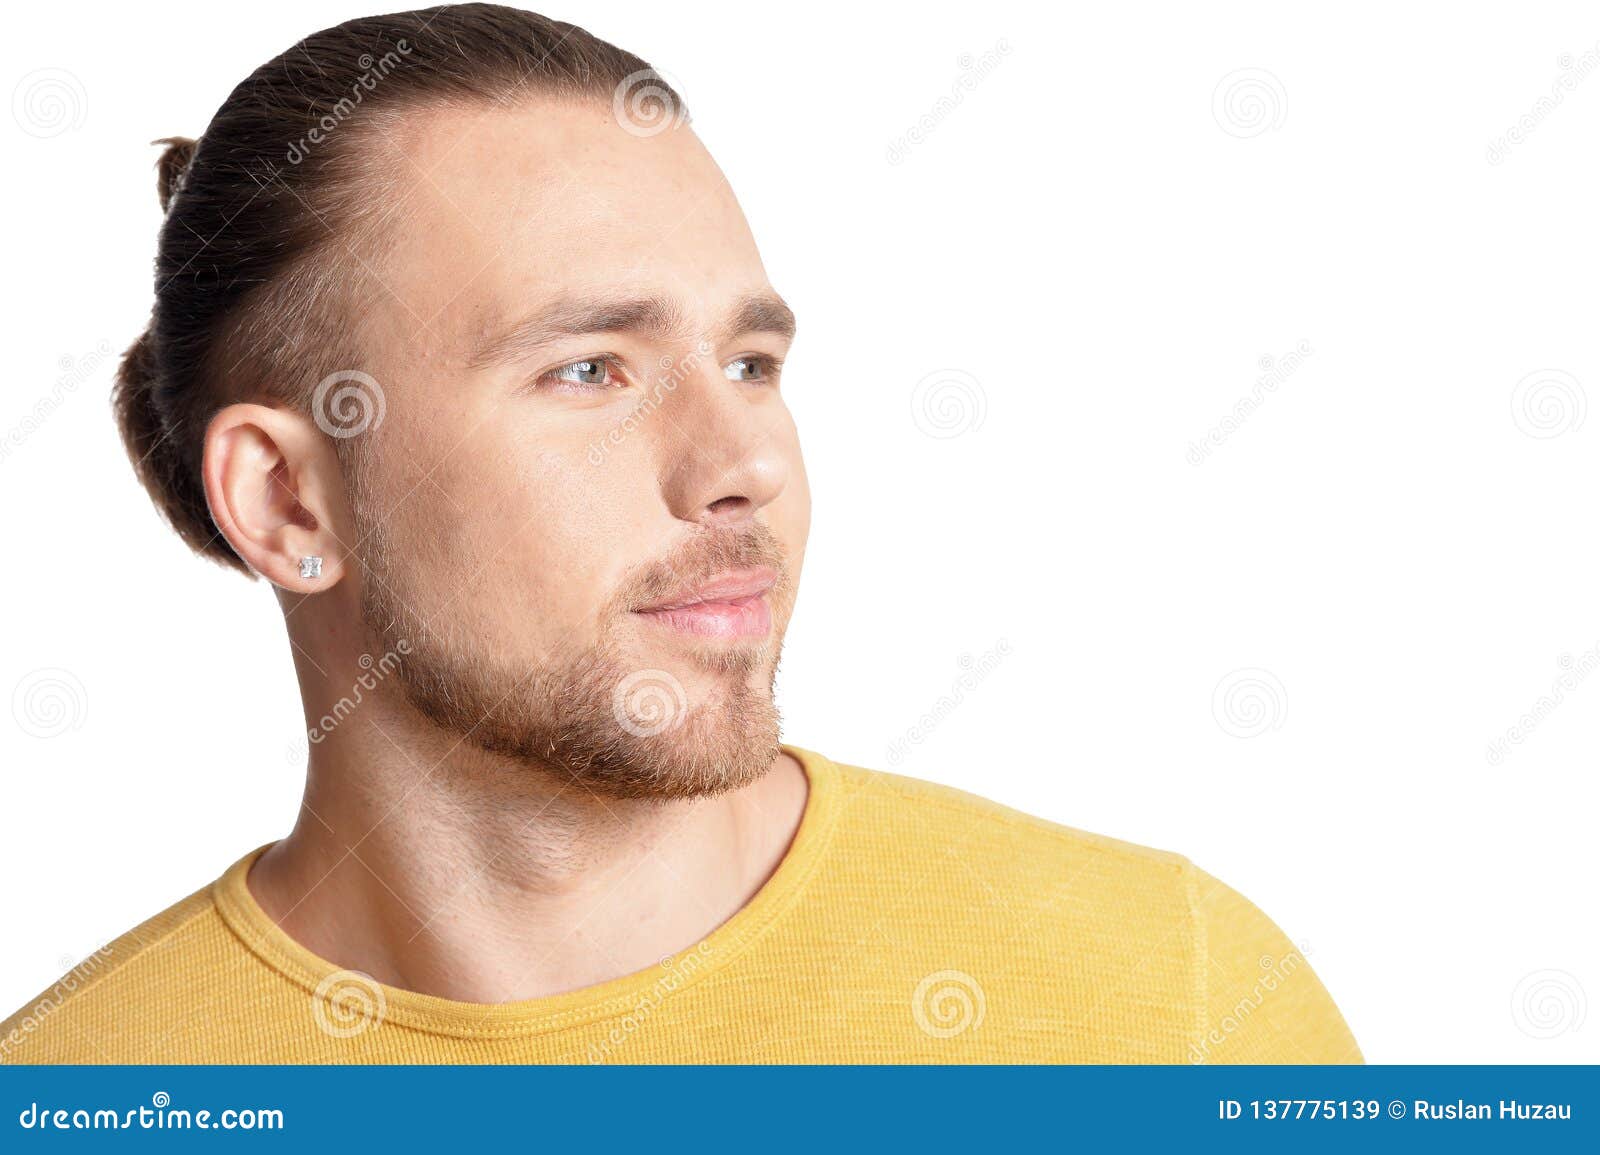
[823,754,1193,877]
[808,752,1361,1063]
[811,752,1200,931]
[0,883,226,1064]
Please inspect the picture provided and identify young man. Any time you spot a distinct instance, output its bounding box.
[2,4,1359,1063]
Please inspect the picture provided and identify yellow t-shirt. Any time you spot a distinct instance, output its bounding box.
[0,747,1360,1064]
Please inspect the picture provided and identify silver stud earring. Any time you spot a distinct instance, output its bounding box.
[299,556,323,579]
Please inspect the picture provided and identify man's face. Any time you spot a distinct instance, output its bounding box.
[343,100,809,798]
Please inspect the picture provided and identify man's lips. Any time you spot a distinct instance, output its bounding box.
[632,566,777,640]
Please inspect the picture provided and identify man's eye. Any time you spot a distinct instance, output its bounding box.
[724,355,777,383]
[539,357,620,390]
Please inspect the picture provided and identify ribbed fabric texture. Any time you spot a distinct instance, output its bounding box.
[1,747,1360,1064]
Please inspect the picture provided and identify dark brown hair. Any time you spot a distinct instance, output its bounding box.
[113,3,681,573]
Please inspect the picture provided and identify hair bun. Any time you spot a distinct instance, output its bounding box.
[152,136,197,212]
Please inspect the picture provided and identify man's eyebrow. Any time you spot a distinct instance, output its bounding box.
[469,291,797,368]
[721,292,797,345]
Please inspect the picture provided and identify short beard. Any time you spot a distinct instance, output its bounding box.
[355,510,789,801]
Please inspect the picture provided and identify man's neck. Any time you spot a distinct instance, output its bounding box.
[248,713,808,1003]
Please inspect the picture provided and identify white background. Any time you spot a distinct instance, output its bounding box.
[3,1,1597,1063]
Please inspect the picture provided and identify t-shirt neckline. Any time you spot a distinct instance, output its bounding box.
[211,744,843,1040]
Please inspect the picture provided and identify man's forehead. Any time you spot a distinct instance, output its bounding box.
[390,99,740,242]
[368,100,764,349]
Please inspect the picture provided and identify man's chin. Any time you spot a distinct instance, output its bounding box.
[535,689,783,802]
[384,638,782,801]
[597,649,782,797]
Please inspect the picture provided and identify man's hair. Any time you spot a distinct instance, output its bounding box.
[113,3,682,573]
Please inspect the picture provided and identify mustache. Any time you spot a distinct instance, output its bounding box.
[615,523,790,614]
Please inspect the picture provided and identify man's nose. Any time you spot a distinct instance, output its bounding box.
[657,368,788,528]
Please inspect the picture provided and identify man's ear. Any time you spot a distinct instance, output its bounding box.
[201,403,353,591]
